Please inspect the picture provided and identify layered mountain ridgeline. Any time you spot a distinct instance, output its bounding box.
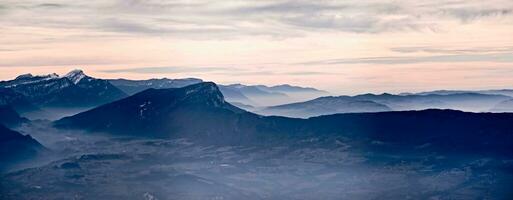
[259,92,512,117]
[258,96,392,118]
[410,89,513,97]
[220,84,329,107]
[352,92,512,112]
[108,77,328,108]
[491,99,513,112]
[217,85,255,107]
[405,89,513,112]
[55,82,513,156]
[0,70,127,114]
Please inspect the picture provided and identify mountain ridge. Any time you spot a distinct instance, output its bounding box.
[54,82,260,140]
[54,82,513,156]
[0,70,128,115]
[259,92,513,117]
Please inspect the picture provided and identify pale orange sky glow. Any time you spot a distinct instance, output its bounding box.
[1,0,513,94]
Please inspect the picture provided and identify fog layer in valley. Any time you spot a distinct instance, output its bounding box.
[1,120,512,200]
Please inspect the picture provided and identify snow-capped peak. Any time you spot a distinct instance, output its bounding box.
[64,69,87,84]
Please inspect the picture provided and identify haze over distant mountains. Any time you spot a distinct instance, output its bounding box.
[260,92,513,118]
[109,77,329,107]
[2,70,513,120]
[3,69,513,121]
[3,71,513,198]
[55,82,513,156]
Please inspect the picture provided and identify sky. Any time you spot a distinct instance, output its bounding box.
[1,0,513,94]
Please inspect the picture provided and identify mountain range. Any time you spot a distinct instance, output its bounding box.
[404,89,513,97]
[109,78,329,107]
[54,82,262,142]
[3,70,513,120]
[258,96,392,118]
[55,82,513,156]
[3,74,513,198]
[259,92,513,118]
[0,70,127,118]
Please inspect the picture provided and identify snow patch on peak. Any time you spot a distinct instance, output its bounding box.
[65,69,86,84]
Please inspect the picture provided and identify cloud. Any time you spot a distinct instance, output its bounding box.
[0,0,512,40]
[390,46,513,54]
[100,66,239,74]
[36,3,66,8]
[0,56,138,67]
[301,53,513,65]
[100,66,331,77]
[438,8,512,22]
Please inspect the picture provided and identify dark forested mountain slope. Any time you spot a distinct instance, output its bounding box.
[0,124,46,172]
[55,82,269,142]
[0,106,28,127]
[0,88,39,114]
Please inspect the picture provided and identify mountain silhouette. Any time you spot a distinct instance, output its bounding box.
[0,70,127,109]
[0,106,28,127]
[55,82,268,142]
[0,88,40,114]
[0,124,46,172]
[259,96,391,118]
[55,82,513,156]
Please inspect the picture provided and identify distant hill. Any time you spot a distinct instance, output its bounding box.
[259,96,391,118]
[406,89,513,98]
[221,84,329,107]
[490,99,513,112]
[351,92,510,112]
[221,84,291,106]
[217,85,255,106]
[264,84,327,93]
[259,92,512,117]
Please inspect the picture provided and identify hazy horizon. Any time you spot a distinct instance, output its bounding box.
[1,0,513,94]
[2,2,513,198]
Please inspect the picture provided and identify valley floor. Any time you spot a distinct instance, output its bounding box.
[1,121,512,200]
